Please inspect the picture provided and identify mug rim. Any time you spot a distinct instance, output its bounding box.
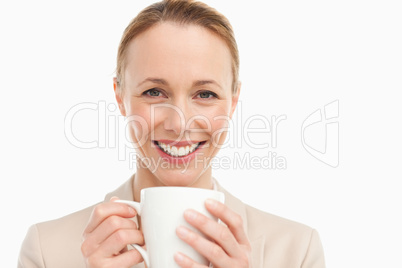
[141,186,221,194]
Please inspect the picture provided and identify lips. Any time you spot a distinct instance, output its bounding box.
[153,140,206,158]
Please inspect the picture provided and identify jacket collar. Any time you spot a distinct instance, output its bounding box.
[105,175,247,224]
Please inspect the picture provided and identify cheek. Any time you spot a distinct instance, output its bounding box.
[210,117,230,148]
[126,105,152,146]
[127,104,169,144]
[202,104,231,146]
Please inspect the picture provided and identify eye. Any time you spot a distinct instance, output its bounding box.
[197,91,217,99]
[143,88,163,97]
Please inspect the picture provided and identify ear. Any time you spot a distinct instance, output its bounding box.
[113,77,126,116]
[229,81,241,119]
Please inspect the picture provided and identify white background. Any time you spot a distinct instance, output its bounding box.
[1,0,401,267]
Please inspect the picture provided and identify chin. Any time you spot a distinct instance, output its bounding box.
[153,167,207,187]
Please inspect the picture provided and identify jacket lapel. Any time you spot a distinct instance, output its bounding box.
[216,181,264,268]
[104,174,135,201]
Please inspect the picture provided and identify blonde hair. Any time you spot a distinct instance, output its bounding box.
[116,0,239,93]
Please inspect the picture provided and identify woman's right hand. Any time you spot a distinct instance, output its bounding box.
[81,197,144,268]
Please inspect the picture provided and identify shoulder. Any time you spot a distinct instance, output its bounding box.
[244,203,325,268]
[35,204,96,240]
[218,185,325,268]
[244,203,314,241]
[19,204,97,268]
[19,177,134,268]
[218,184,314,240]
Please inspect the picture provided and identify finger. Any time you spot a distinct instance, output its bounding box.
[176,226,231,268]
[174,252,208,268]
[97,228,145,257]
[183,209,242,257]
[82,216,138,256]
[205,199,250,246]
[84,200,137,234]
[87,248,143,268]
[113,249,144,267]
[110,249,143,268]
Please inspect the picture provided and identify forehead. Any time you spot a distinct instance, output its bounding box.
[124,22,232,89]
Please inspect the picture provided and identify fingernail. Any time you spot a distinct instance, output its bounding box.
[110,196,119,201]
[184,209,197,221]
[175,252,184,263]
[205,198,217,208]
[177,226,189,238]
[128,207,136,215]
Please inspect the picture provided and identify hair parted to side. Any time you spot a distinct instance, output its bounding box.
[116,0,239,94]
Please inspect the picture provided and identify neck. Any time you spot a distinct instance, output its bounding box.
[133,160,214,202]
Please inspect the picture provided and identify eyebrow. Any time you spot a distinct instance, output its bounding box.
[137,77,222,90]
[137,77,168,87]
[193,80,222,90]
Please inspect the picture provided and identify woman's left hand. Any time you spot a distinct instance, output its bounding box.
[175,199,251,268]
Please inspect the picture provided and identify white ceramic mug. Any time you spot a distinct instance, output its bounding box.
[116,187,225,268]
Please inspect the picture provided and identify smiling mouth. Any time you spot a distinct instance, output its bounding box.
[153,141,206,157]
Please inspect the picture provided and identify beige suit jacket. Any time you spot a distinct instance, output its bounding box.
[18,175,325,268]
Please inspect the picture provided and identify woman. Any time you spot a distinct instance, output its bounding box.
[19,0,325,267]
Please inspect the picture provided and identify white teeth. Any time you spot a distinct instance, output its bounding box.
[171,146,178,156]
[157,141,200,157]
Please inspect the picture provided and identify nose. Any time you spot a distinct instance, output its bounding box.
[162,102,188,136]
[159,99,209,137]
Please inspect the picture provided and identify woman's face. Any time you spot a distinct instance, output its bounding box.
[115,22,239,186]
